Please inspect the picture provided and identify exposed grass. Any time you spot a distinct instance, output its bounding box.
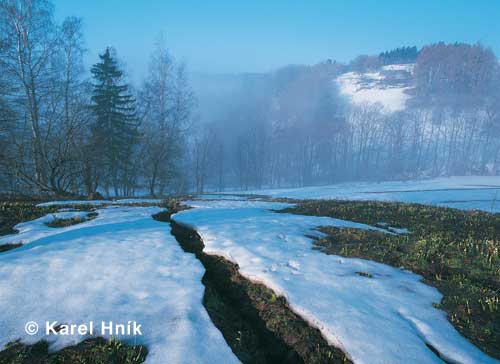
[280,200,500,359]
[162,198,190,213]
[0,243,23,253]
[0,202,58,237]
[0,337,147,364]
[0,202,100,253]
[355,271,373,278]
[46,212,99,228]
[0,202,60,253]
[1,199,167,249]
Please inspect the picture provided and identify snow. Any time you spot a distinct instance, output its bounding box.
[198,194,253,201]
[381,64,415,72]
[336,65,414,113]
[173,198,499,364]
[237,176,500,213]
[0,206,237,364]
[36,198,163,207]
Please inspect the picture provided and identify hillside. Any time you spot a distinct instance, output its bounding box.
[336,64,414,112]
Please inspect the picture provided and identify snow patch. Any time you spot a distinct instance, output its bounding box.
[0,206,237,364]
[336,64,414,113]
[238,176,500,213]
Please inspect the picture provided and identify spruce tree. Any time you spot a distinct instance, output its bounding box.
[90,48,139,196]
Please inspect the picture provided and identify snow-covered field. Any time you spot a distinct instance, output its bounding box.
[238,176,500,213]
[174,198,499,364]
[1,177,499,364]
[0,205,237,364]
[336,64,414,113]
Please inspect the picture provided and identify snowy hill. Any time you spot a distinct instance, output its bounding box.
[336,64,415,112]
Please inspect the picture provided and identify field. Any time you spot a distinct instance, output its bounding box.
[0,177,499,364]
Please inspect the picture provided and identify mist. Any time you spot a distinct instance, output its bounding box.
[189,44,500,193]
[1,0,500,197]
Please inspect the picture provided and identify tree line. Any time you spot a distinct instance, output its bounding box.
[379,46,419,65]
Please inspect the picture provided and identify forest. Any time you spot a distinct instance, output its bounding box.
[1,0,499,197]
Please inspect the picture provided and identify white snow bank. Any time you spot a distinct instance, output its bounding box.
[238,176,500,213]
[0,206,237,364]
[336,65,413,113]
[173,199,499,364]
[36,198,163,207]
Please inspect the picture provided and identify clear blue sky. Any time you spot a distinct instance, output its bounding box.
[53,0,500,82]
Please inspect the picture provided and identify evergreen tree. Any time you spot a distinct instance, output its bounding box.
[90,48,139,196]
[379,46,419,65]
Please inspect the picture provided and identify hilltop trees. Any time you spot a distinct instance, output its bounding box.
[379,46,419,65]
[410,43,500,175]
[415,43,498,108]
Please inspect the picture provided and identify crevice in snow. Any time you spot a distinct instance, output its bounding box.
[400,312,472,364]
[158,210,352,364]
[172,198,499,364]
[425,343,455,364]
[0,206,238,364]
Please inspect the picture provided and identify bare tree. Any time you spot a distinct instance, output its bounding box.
[139,36,195,196]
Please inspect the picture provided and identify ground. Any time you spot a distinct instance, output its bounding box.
[0,176,499,364]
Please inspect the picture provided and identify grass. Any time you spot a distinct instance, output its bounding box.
[0,338,147,364]
[1,199,166,252]
[280,200,500,359]
[0,243,23,253]
[0,202,100,253]
[46,212,99,228]
[0,202,60,253]
[0,202,58,236]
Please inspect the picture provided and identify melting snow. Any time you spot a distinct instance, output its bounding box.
[173,199,499,364]
[0,206,237,364]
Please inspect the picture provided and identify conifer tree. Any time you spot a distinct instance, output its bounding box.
[90,48,139,196]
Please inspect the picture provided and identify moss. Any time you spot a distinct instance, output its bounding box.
[281,200,500,359]
[45,212,98,228]
[0,202,58,237]
[0,338,147,364]
[0,243,23,253]
[355,271,373,278]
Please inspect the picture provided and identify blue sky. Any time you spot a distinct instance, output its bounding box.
[53,0,500,81]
